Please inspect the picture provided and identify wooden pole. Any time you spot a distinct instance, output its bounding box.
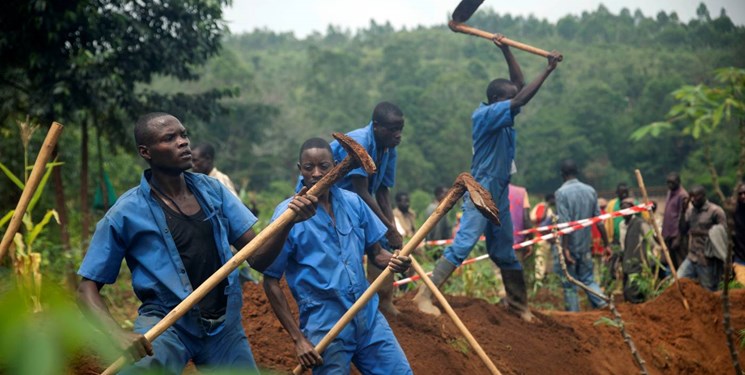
[633,169,690,311]
[0,122,64,261]
[448,21,563,61]
[409,257,501,375]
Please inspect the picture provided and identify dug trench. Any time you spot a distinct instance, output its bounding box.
[71,279,745,374]
[242,278,745,375]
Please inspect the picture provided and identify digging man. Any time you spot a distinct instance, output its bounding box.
[414,35,561,322]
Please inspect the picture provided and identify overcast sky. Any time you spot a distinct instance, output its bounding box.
[224,0,744,37]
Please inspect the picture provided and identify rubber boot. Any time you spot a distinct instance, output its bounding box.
[413,258,457,317]
[367,257,400,317]
[501,269,536,323]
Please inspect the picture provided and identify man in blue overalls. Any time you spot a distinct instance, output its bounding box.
[263,138,413,374]
[330,102,405,316]
[77,113,315,374]
[413,36,561,322]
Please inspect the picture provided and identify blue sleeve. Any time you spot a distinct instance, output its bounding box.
[78,217,126,284]
[218,182,257,244]
[356,195,387,248]
[382,149,396,188]
[261,201,293,279]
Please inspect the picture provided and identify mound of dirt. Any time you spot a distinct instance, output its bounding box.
[242,279,745,374]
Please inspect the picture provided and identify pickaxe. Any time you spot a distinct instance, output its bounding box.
[101,133,375,375]
[449,0,563,61]
[292,173,502,375]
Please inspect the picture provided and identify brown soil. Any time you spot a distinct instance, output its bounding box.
[243,279,745,375]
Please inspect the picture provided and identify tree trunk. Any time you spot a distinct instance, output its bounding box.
[81,119,90,242]
[703,141,726,203]
[52,146,70,251]
[738,118,744,184]
[722,236,744,374]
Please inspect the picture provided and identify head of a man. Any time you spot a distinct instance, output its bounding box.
[616,183,630,200]
[559,159,578,181]
[737,182,745,205]
[666,172,681,191]
[371,102,404,149]
[297,137,334,189]
[598,197,608,212]
[434,186,448,202]
[134,113,192,172]
[690,185,707,209]
[486,78,518,104]
[621,197,635,222]
[395,192,410,212]
[546,193,556,207]
[191,143,215,175]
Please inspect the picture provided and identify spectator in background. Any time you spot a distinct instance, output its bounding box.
[426,186,452,241]
[678,185,727,291]
[393,192,417,238]
[509,184,533,268]
[605,183,630,245]
[733,182,745,285]
[620,197,654,303]
[591,198,608,283]
[662,172,689,270]
[554,160,611,312]
[530,194,556,280]
[192,143,238,197]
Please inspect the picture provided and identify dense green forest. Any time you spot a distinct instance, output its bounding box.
[2,3,744,248]
[158,4,745,199]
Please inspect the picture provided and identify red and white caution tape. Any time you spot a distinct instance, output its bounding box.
[424,236,485,247]
[394,202,652,287]
[516,202,651,236]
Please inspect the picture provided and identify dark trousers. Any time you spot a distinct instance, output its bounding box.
[665,236,688,270]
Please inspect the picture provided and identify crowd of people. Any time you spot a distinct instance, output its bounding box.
[74,33,742,375]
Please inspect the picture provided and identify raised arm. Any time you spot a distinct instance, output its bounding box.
[350,176,403,249]
[77,279,153,362]
[263,277,323,369]
[510,51,561,110]
[494,34,524,90]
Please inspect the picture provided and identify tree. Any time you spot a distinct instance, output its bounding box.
[631,68,745,202]
[0,0,233,251]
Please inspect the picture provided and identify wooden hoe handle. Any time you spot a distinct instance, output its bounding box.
[449,21,563,61]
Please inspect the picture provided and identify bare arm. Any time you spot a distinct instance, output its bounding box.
[77,278,153,361]
[350,176,402,249]
[263,277,322,369]
[235,194,318,272]
[510,52,561,110]
[494,34,524,90]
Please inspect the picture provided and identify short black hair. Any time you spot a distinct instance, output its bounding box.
[192,143,216,160]
[395,191,409,202]
[560,159,578,178]
[616,182,628,190]
[371,102,403,125]
[690,185,706,196]
[666,172,680,182]
[298,137,332,161]
[434,186,448,196]
[486,79,515,103]
[134,112,174,146]
[545,193,555,201]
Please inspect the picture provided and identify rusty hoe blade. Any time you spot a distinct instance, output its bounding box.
[452,0,485,23]
[332,132,376,174]
[460,173,500,225]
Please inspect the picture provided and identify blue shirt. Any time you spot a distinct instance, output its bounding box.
[331,122,397,193]
[555,178,601,254]
[78,170,257,335]
[263,185,387,333]
[470,101,520,183]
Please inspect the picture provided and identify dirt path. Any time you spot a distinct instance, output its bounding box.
[243,279,745,374]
